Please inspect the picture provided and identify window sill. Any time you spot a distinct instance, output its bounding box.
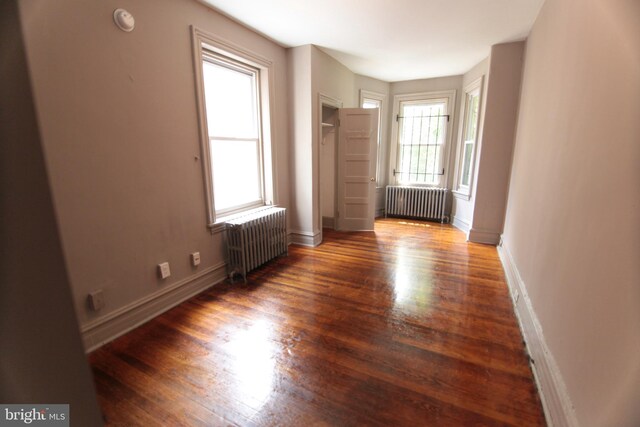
[452,189,472,201]
[207,205,275,234]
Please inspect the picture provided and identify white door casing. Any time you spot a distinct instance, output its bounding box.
[337,108,378,231]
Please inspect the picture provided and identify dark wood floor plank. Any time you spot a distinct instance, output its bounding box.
[89,219,545,426]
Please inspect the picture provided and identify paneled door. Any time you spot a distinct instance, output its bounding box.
[336,108,378,231]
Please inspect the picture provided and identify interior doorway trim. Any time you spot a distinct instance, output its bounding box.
[316,93,342,245]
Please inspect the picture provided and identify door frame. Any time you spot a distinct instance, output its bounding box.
[316,93,342,245]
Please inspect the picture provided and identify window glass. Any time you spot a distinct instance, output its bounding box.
[201,55,263,215]
[396,100,447,185]
[362,97,382,182]
[459,89,480,190]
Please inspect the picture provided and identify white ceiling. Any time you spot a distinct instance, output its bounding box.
[200,0,544,82]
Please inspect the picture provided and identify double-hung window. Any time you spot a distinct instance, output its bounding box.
[454,77,483,197]
[192,27,275,231]
[202,55,263,215]
[390,91,456,187]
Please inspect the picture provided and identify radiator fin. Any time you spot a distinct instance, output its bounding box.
[385,186,447,222]
[226,207,287,283]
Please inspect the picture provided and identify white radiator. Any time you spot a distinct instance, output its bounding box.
[226,206,287,283]
[385,186,448,223]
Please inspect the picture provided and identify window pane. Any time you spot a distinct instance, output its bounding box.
[461,142,473,187]
[203,60,257,139]
[210,138,261,212]
[397,101,446,185]
[362,99,380,109]
[465,93,480,141]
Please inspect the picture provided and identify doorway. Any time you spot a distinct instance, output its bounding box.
[320,104,339,230]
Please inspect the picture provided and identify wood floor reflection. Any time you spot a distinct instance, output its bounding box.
[89,218,545,426]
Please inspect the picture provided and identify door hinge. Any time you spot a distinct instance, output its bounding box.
[337,119,340,127]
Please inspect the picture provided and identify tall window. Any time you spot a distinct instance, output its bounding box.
[360,90,385,184]
[192,27,274,230]
[202,54,263,215]
[455,77,483,197]
[395,98,449,185]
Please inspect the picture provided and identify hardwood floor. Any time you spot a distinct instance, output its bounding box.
[89,218,545,426]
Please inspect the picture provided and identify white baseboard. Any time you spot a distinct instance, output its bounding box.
[375,208,385,218]
[468,228,500,245]
[452,215,471,233]
[497,243,578,427]
[81,262,227,353]
[289,230,321,247]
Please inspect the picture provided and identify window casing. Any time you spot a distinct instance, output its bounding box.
[454,77,483,198]
[191,27,276,231]
[389,91,456,188]
[359,90,385,185]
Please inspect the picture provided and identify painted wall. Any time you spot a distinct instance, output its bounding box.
[451,57,489,232]
[468,42,524,244]
[19,0,290,336]
[287,45,314,240]
[1,1,103,423]
[502,0,640,425]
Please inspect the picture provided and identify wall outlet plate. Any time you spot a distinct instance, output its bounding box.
[158,262,171,279]
[190,252,201,267]
[88,290,105,311]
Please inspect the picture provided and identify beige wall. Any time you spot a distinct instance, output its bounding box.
[20,0,290,329]
[1,1,103,423]
[468,42,524,244]
[502,0,640,425]
[287,45,314,237]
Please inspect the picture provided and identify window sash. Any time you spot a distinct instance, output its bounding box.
[396,99,448,185]
[201,51,265,217]
[454,77,483,197]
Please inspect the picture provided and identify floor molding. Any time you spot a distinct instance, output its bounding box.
[452,215,471,233]
[81,262,227,353]
[498,242,578,427]
[468,228,500,245]
[289,230,321,247]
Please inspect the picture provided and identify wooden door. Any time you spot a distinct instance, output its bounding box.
[337,108,378,231]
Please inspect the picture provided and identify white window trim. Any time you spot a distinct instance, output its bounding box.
[388,90,457,188]
[453,76,484,200]
[191,26,277,233]
[359,89,386,187]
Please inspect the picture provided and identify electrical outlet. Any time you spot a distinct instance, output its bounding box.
[158,262,171,279]
[88,290,105,311]
[190,252,201,267]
